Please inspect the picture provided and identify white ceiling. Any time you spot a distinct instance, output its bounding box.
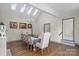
[45,3,79,18]
[0,3,79,19]
[0,3,41,19]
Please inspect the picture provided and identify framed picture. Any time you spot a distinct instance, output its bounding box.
[44,23,50,32]
[19,23,27,29]
[28,24,32,28]
[10,21,18,29]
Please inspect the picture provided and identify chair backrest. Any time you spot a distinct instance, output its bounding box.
[27,36,33,45]
[41,32,50,49]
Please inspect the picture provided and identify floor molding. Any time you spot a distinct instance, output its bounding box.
[7,40,22,44]
[50,41,75,47]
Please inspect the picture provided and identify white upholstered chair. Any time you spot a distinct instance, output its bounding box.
[35,32,51,50]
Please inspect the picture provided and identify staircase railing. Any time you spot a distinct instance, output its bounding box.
[59,32,62,36]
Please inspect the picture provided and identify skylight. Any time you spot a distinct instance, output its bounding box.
[11,4,16,10]
[33,9,38,16]
[27,7,33,15]
[20,4,26,13]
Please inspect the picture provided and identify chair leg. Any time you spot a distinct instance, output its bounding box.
[41,49,43,55]
[27,43,29,49]
[33,45,36,51]
[29,45,31,49]
[32,45,33,50]
[31,45,33,51]
[45,47,48,52]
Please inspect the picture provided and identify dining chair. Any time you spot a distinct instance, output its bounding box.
[35,32,51,54]
[21,31,29,48]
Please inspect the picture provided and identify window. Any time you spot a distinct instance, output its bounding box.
[20,4,26,13]
[33,9,38,16]
[44,23,50,32]
[11,4,16,10]
[27,7,33,15]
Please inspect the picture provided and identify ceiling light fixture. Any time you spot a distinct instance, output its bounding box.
[33,9,38,16]
[20,4,26,13]
[11,3,16,10]
[27,6,33,15]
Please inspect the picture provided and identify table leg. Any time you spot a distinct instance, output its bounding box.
[33,45,36,51]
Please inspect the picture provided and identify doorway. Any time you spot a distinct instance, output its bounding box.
[62,18,75,46]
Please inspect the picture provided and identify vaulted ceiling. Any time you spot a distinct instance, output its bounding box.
[0,3,41,19]
[0,3,79,19]
[30,3,79,18]
[46,3,79,18]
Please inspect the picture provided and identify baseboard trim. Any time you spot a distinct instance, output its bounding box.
[50,40,75,47]
[7,40,22,44]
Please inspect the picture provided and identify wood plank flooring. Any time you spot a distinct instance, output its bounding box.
[7,40,79,56]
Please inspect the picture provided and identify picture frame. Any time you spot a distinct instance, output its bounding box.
[19,23,27,29]
[28,24,32,29]
[10,21,18,29]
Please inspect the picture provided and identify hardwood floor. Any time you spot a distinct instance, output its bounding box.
[7,40,79,56]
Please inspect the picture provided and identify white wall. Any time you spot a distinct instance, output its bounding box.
[1,16,33,42]
[0,38,6,56]
[75,16,79,44]
[34,12,62,43]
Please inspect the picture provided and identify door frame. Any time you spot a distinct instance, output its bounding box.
[62,17,75,43]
